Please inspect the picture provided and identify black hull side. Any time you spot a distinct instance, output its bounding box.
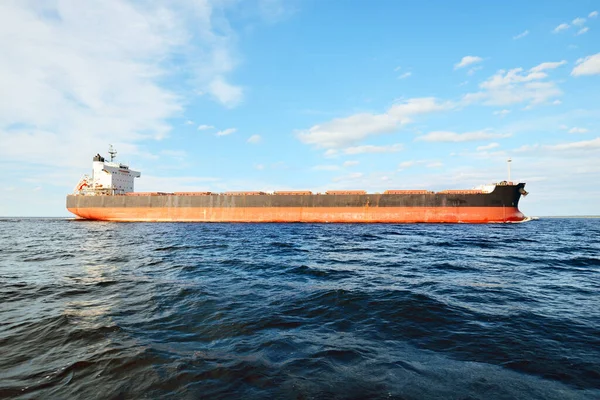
[67,184,525,209]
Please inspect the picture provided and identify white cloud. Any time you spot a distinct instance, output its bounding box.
[216,128,236,136]
[545,137,600,151]
[324,149,338,158]
[464,63,563,107]
[0,1,188,167]
[343,160,359,167]
[208,76,243,108]
[394,66,402,71]
[398,161,416,169]
[332,172,363,182]
[398,159,439,170]
[576,27,589,35]
[312,165,341,171]
[247,134,262,143]
[572,53,600,76]
[467,66,482,76]
[553,99,562,105]
[343,144,403,154]
[197,124,214,131]
[481,71,543,90]
[161,149,187,158]
[298,113,397,148]
[590,11,598,18]
[426,162,443,168]
[0,1,246,172]
[398,72,412,79]
[514,143,540,153]
[254,164,265,170]
[455,56,483,70]
[572,17,586,26]
[296,97,451,148]
[553,23,570,33]
[185,120,194,125]
[416,130,511,142]
[477,142,500,151]
[529,60,567,72]
[258,0,294,23]
[513,30,529,40]
[568,127,589,134]
[493,109,511,116]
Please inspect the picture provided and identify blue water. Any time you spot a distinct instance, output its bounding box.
[0,218,599,399]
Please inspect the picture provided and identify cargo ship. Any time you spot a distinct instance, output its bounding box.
[66,148,528,223]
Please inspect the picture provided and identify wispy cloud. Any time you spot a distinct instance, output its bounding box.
[568,127,589,134]
[161,150,187,158]
[398,161,417,170]
[576,27,589,35]
[529,60,567,72]
[257,0,295,23]
[312,165,341,171]
[572,53,600,76]
[416,130,510,142]
[572,17,586,26]
[493,109,511,117]
[476,142,500,151]
[545,137,600,151]
[197,124,215,131]
[590,11,598,18]
[467,66,482,76]
[247,134,262,144]
[553,23,570,33]
[209,77,243,108]
[455,56,483,70]
[426,162,443,168]
[343,144,403,155]
[398,72,412,79]
[332,172,364,182]
[296,97,452,148]
[216,128,237,136]
[513,30,529,40]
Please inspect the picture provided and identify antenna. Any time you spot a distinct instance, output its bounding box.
[507,158,512,182]
[108,145,117,162]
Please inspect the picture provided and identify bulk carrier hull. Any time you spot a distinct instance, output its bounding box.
[67,183,527,223]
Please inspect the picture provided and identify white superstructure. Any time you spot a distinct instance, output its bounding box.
[74,146,141,195]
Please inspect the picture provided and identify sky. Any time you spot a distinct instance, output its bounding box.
[1,0,599,217]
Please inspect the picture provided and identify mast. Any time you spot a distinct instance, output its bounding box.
[507,158,512,182]
[108,144,117,162]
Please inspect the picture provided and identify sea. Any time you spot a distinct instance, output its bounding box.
[0,218,599,399]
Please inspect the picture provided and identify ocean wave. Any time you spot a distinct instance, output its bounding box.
[1,218,599,398]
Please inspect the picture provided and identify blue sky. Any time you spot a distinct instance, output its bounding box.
[1,0,599,217]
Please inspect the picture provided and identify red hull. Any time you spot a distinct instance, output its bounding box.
[68,206,526,223]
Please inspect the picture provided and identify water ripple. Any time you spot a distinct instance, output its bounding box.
[0,218,599,399]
